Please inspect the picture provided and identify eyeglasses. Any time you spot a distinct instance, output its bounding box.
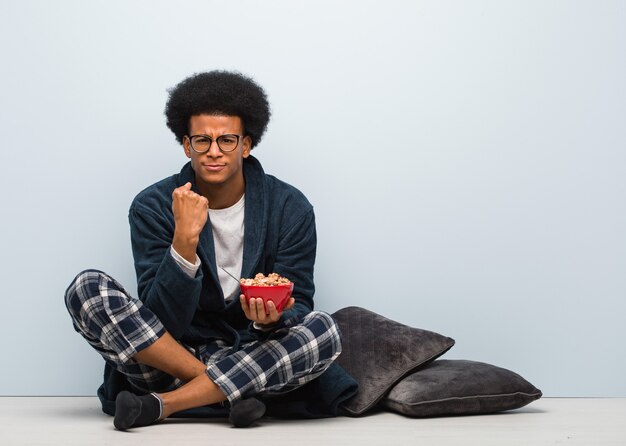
[187,134,243,153]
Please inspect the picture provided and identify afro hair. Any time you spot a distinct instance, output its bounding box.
[165,70,271,149]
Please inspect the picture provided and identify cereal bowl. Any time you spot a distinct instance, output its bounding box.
[240,282,294,314]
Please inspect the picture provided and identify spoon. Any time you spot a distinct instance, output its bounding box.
[219,266,241,283]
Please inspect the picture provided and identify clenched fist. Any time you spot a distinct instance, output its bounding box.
[172,182,209,263]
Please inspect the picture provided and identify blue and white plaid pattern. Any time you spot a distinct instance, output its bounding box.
[65,270,182,393]
[65,270,341,401]
[205,311,341,402]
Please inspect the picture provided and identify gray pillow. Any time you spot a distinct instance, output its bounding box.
[332,306,455,416]
[381,359,542,417]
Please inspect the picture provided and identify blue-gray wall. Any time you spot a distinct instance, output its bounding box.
[1,0,624,396]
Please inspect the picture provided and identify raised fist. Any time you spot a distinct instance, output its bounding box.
[172,182,208,262]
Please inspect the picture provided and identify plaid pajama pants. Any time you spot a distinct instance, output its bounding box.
[64,269,342,403]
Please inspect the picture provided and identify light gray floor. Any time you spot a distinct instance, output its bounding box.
[1,397,625,445]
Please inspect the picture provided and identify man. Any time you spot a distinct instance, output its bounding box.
[64,71,356,430]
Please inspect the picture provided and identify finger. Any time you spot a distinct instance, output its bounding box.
[247,297,259,321]
[173,182,191,195]
[266,300,279,321]
[247,298,257,320]
[182,188,198,198]
[194,195,208,209]
[255,298,267,321]
[284,297,295,311]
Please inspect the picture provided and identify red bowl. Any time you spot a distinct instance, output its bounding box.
[240,282,294,314]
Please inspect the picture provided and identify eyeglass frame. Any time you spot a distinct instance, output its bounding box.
[185,133,246,154]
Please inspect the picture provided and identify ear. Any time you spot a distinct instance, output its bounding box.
[242,136,252,158]
[182,136,192,159]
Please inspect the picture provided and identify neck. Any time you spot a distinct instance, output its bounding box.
[196,174,245,210]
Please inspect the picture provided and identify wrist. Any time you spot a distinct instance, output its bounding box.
[172,233,199,263]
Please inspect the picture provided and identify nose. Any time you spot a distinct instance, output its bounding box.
[205,139,222,157]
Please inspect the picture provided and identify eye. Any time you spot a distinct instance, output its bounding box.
[220,136,237,144]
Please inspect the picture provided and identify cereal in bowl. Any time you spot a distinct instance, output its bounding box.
[240,273,292,286]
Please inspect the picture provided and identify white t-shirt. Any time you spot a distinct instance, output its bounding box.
[208,193,245,301]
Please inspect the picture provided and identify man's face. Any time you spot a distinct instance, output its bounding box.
[183,114,251,190]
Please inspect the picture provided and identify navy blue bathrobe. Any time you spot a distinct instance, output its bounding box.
[97,155,357,418]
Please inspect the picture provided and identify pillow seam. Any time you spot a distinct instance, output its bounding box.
[386,391,542,406]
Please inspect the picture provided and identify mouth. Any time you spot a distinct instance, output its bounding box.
[202,163,226,172]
